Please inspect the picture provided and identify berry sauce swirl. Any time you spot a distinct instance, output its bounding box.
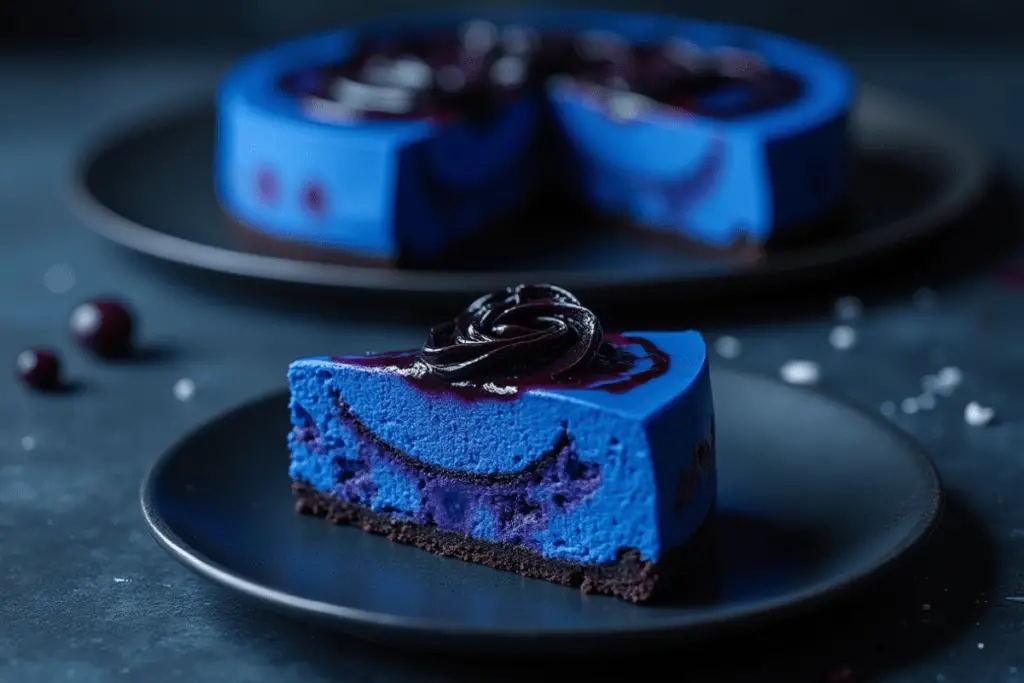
[420,284,605,383]
[342,284,671,401]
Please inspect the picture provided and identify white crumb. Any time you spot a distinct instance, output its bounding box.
[964,401,995,427]
[713,335,742,359]
[779,359,820,385]
[833,296,863,321]
[828,325,857,351]
[173,378,195,402]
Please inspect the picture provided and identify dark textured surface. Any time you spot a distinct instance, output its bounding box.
[1,50,1024,682]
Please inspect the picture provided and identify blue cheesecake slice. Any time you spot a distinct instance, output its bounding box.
[287,284,716,603]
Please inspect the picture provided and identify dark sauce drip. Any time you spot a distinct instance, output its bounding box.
[339,284,670,401]
[277,25,804,123]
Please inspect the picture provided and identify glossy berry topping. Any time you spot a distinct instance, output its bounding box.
[420,283,606,383]
[15,348,62,391]
[69,299,134,358]
[344,283,671,401]
[281,21,797,124]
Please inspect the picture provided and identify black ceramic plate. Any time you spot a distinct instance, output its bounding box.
[74,87,986,304]
[141,368,942,654]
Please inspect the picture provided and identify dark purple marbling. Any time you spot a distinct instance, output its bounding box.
[290,407,601,548]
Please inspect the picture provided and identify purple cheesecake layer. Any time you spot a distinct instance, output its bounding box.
[291,395,716,602]
[292,398,603,550]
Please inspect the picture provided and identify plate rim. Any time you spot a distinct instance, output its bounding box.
[139,367,944,641]
[71,84,988,297]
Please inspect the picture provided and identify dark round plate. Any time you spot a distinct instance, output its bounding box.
[141,368,942,654]
[73,86,987,303]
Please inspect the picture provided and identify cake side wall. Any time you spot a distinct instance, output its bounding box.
[393,93,547,263]
[646,356,716,554]
[215,30,435,260]
[548,92,769,246]
[763,111,850,234]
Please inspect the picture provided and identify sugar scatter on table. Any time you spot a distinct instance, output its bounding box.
[172,378,195,402]
[779,359,820,385]
[924,366,963,396]
[713,335,742,359]
[43,263,76,294]
[829,324,857,351]
[21,435,36,451]
[964,401,996,427]
[880,400,897,417]
[902,397,920,415]
[833,295,863,321]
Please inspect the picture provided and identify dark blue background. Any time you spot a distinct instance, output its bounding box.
[1,2,1023,682]
[4,0,1023,49]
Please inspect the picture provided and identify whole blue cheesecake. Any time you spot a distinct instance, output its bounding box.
[287,284,716,602]
[217,11,854,265]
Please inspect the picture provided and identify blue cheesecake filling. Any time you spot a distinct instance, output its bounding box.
[288,285,716,573]
[290,405,603,551]
[288,336,714,565]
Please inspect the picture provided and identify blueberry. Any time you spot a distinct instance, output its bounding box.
[69,299,134,358]
[15,348,62,391]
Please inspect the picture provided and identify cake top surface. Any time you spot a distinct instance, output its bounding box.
[292,284,708,418]
[224,12,853,137]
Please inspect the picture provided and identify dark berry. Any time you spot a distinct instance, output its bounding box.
[69,299,134,358]
[15,348,62,391]
[301,183,327,215]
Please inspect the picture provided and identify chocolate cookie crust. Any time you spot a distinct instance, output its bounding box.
[293,480,716,604]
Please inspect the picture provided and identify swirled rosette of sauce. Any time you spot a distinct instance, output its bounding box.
[344,284,670,400]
